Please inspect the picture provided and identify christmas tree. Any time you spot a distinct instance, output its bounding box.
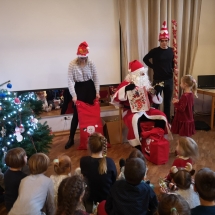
[0,81,54,171]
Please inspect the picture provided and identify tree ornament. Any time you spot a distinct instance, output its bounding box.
[14,97,21,104]
[0,92,6,98]
[7,83,12,89]
[2,146,7,152]
[19,125,25,133]
[0,106,2,111]
[16,133,23,142]
[15,126,21,135]
[0,127,6,137]
[1,147,7,165]
[30,117,38,129]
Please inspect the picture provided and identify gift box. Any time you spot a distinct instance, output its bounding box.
[141,122,169,165]
[102,115,121,145]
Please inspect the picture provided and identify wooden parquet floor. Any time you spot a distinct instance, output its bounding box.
[1,115,215,214]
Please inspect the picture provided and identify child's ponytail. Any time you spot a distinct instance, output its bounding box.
[182,75,198,98]
[98,136,107,175]
[191,78,198,98]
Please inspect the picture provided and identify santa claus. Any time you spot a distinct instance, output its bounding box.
[111,60,171,150]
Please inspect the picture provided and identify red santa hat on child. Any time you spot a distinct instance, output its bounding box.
[128,60,148,76]
[77,41,89,57]
[159,21,170,40]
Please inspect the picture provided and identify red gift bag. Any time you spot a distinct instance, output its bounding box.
[140,121,155,132]
[141,127,169,165]
[76,99,103,150]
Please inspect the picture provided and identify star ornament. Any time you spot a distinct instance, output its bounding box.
[1,127,6,137]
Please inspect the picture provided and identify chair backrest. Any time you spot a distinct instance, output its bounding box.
[99,86,110,106]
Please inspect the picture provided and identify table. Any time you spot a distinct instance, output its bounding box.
[197,88,215,129]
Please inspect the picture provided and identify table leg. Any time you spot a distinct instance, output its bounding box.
[211,96,215,129]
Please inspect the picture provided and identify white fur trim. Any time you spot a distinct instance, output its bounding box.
[118,86,128,101]
[77,54,88,57]
[129,67,148,76]
[141,111,173,140]
[152,93,163,104]
[132,112,144,144]
[122,110,128,118]
[128,138,141,147]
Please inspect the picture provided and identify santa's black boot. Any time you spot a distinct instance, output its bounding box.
[134,145,142,152]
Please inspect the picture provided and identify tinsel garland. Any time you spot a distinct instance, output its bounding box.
[172,20,178,98]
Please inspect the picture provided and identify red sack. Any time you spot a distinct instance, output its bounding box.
[140,121,155,132]
[141,127,169,165]
[76,99,103,150]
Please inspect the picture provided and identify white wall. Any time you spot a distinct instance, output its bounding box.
[0,0,120,91]
[193,0,215,113]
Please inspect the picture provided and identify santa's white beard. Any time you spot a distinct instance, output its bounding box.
[125,74,152,90]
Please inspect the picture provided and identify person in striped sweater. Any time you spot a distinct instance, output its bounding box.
[65,41,100,149]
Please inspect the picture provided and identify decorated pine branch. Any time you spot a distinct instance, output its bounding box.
[0,83,53,171]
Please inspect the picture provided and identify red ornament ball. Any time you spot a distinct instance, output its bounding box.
[14,98,21,104]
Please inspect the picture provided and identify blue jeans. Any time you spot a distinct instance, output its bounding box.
[153,78,173,122]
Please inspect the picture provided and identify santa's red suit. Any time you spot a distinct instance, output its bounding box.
[111,60,171,147]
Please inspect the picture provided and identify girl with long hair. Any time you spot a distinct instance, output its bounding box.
[80,132,117,213]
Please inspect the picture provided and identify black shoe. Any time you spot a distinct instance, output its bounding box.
[65,138,74,149]
[134,145,142,152]
[119,158,126,170]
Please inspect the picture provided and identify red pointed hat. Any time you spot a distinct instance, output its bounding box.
[159,21,169,40]
[77,41,89,57]
[129,60,144,73]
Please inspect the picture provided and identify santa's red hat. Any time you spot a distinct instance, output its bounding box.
[159,21,169,40]
[128,60,147,75]
[77,41,89,57]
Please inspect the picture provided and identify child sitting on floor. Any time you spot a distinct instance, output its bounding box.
[50,155,72,206]
[80,132,117,213]
[55,175,89,215]
[191,167,215,215]
[160,162,200,209]
[166,136,198,181]
[156,193,191,215]
[118,148,148,180]
[8,153,55,215]
[117,148,154,189]
[4,147,28,212]
[105,158,158,215]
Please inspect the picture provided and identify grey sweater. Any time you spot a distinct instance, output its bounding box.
[9,174,55,215]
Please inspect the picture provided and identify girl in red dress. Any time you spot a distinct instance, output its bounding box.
[165,136,199,181]
[171,75,198,136]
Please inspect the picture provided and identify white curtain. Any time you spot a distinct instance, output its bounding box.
[118,0,202,83]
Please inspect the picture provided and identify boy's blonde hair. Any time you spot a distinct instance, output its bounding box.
[178,137,199,160]
[88,132,107,175]
[53,155,71,175]
[28,153,50,174]
[181,75,198,98]
[5,147,26,169]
